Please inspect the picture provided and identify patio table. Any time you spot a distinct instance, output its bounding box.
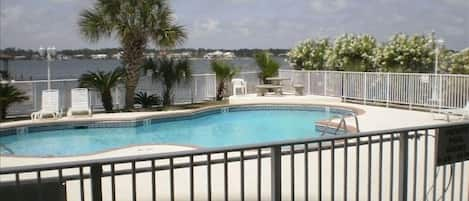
[255,84,283,96]
[265,77,290,86]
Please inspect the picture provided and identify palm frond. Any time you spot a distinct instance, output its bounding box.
[78,8,114,42]
[255,51,280,81]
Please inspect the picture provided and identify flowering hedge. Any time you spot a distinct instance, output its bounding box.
[287,33,469,74]
[327,34,377,72]
[448,49,469,74]
[287,39,331,70]
[374,34,434,73]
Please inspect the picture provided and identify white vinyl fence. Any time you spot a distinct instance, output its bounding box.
[6,73,219,117]
[279,70,469,109]
[8,70,469,117]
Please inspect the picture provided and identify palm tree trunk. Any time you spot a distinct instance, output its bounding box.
[0,104,7,120]
[122,37,147,110]
[102,90,113,112]
[216,81,225,101]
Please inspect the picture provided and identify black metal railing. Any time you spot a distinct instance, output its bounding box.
[1,121,468,201]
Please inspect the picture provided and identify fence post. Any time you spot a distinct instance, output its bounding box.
[438,74,443,110]
[191,77,195,104]
[308,72,311,95]
[386,73,390,107]
[271,146,282,201]
[409,75,413,110]
[324,71,328,96]
[90,164,103,201]
[363,73,367,105]
[341,72,344,102]
[398,132,409,201]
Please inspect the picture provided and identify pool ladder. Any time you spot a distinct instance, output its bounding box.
[321,114,360,136]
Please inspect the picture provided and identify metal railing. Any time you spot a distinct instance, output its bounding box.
[1,122,468,201]
[279,70,469,110]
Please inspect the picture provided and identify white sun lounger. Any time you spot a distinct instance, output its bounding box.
[31,90,61,120]
[67,88,92,117]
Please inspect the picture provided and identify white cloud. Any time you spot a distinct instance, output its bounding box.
[443,0,469,8]
[1,5,24,27]
[308,0,348,13]
[192,18,221,37]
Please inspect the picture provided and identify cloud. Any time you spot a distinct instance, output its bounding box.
[1,5,24,27]
[1,0,469,50]
[308,0,348,13]
[191,18,221,38]
[443,0,469,8]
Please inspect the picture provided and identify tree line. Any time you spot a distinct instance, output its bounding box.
[0,47,289,59]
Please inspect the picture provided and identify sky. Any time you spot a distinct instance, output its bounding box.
[0,0,468,50]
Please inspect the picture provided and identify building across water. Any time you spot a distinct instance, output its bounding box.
[203,51,236,60]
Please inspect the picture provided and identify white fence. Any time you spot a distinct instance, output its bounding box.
[9,70,469,117]
[279,70,469,109]
[6,72,261,117]
[6,73,219,117]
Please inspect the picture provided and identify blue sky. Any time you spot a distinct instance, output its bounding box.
[1,0,468,50]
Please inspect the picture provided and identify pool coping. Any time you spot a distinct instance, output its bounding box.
[0,103,365,158]
[0,143,201,159]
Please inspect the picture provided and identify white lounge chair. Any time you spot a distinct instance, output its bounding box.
[31,90,61,120]
[232,78,247,96]
[67,88,92,117]
[433,102,469,121]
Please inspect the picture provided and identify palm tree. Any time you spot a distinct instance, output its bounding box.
[78,0,186,109]
[211,60,237,101]
[143,57,191,106]
[135,91,161,108]
[255,51,280,83]
[79,69,124,112]
[0,84,28,120]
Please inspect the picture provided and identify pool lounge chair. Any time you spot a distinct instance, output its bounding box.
[432,102,469,121]
[31,90,61,120]
[67,88,92,117]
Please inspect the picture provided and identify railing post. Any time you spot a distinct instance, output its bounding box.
[308,72,312,95]
[271,146,282,201]
[191,76,195,104]
[363,73,367,105]
[324,71,328,96]
[341,72,346,102]
[386,73,390,107]
[438,74,443,110]
[398,132,409,201]
[90,164,103,201]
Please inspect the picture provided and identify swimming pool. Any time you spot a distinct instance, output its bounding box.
[0,105,352,157]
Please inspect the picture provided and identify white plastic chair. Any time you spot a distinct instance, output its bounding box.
[31,90,61,120]
[232,79,247,96]
[67,88,92,117]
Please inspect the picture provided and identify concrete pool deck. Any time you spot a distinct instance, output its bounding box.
[1,95,467,201]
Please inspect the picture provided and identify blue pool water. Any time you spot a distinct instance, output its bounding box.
[0,107,347,157]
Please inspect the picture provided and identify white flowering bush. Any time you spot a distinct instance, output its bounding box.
[448,49,469,74]
[288,33,469,74]
[374,33,434,73]
[327,34,377,71]
[287,39,332,70]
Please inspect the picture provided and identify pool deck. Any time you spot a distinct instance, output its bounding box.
[1,94,467,201]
